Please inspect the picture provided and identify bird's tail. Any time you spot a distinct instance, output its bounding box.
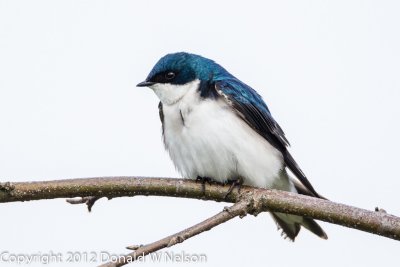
[270,169,328,241]
[270,212,328,241]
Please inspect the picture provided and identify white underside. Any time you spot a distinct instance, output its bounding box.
[150,79,292,190]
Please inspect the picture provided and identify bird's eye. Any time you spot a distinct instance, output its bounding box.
[165,72,176,80]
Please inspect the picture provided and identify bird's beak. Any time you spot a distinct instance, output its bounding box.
[136,81,155,87]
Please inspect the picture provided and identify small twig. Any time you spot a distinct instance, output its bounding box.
[375,207,387,214]
[125,245,142,251]
[66,196,104,212]
[98,198,250,267]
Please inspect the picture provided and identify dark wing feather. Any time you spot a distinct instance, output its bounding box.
[214,79,323,199]
[158,101,164,134]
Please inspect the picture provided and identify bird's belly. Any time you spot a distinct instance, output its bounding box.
[163,99,284,188]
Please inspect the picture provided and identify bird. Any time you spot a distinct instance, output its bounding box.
[137,52,327,241]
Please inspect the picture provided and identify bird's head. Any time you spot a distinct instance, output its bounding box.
[137,52,231,105]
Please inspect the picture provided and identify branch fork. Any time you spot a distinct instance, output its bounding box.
[0,176,399,267]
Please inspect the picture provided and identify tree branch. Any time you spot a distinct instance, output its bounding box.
[98,198,250,267]
[1,177,399,242]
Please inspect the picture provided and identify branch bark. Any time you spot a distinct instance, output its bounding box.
[1,177,399,241]
[2,177,399,265]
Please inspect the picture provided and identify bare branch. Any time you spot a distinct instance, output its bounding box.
[0,176,399,242]
[98,198,250,267]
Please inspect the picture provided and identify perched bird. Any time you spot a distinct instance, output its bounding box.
[137,52,327,241]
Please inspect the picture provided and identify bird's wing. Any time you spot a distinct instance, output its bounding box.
[158,101,164,134]
[214,79,323,198]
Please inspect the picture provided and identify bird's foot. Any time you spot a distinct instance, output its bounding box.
[196,176,214,195]
[224,177,244,199]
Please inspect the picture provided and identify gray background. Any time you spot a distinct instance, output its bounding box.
[1,1,399,266]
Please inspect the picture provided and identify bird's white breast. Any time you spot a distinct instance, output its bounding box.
[156,79,285,188]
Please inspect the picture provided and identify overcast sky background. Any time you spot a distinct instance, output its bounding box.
[1,1,400,266]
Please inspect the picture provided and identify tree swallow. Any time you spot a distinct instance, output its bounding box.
[137,52,327,241]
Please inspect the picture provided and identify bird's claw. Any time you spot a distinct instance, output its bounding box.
[196,176,213,194]
[224,177,243,199]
